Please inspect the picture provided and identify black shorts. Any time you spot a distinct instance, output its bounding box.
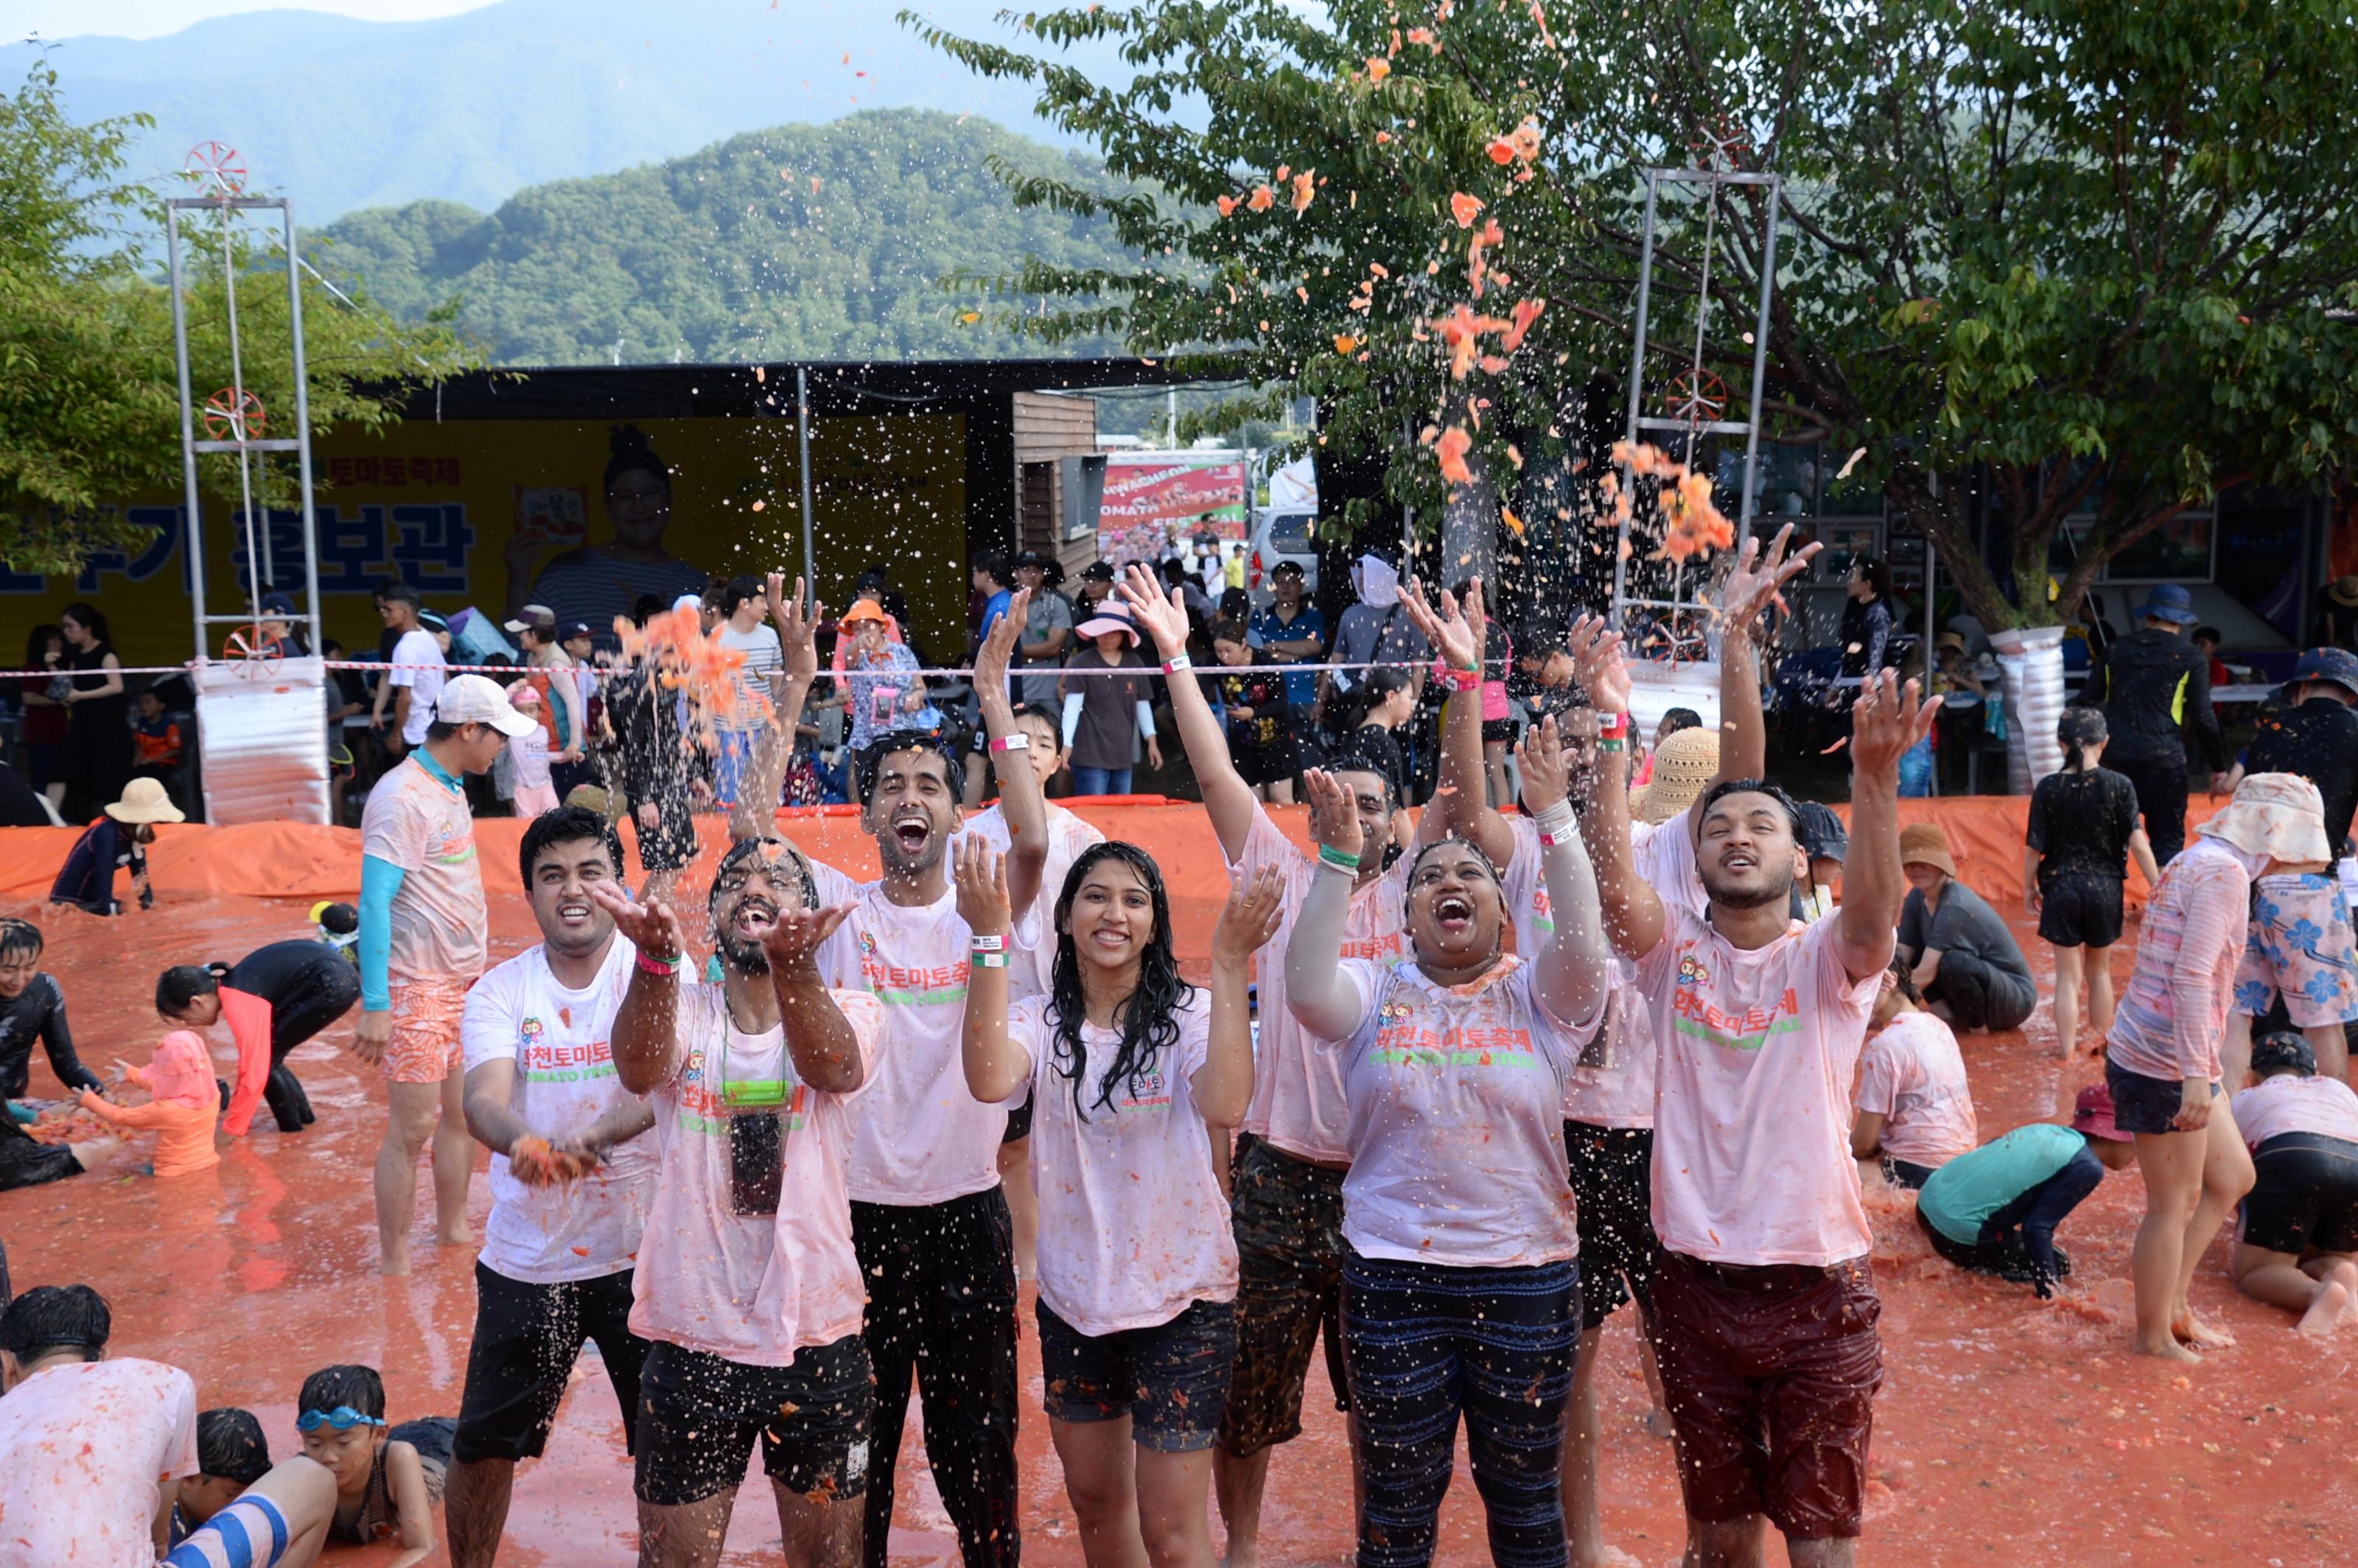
[455,1262,649,1464]
[1001,1085,1035,1144]
[1038,1297,1237,1452]
[1231,732,1299,789]
[2038,874,2125,949]
[1564,1121,1658,1331]
[2105,1061,2219,1136]
[1480,716,1515,746]
[2242,1132,2358,1256]
[1881,1156,1938,1191]
[634,1334,874,1508]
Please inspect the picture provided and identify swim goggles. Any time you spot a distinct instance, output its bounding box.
[297,1406,387,1432]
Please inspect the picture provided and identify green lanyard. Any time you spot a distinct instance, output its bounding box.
[716,1018,786,1107]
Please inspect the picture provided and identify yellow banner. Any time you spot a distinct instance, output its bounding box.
[2,412,970,668]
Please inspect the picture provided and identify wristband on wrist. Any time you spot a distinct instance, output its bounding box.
[635,950,682,977]
[1446,668,1481,694]
[970,934,1007,953]
[971,951,1010,969]
[1317,843,1362,872]
[1596,737,1626,753]
[989,733,1031,755]
[1595,711,1629,738]
[1161,654,1193,674]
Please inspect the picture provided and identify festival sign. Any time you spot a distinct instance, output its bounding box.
[1099,452,1248,566]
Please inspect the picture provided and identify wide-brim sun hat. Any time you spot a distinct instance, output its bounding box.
[1634,726,1719,825]
[105,776,185,826]
[2071,1082,2130,1142]
[1897,821,1959,878]
[2331,576,2358,609]
[1076,602,1140,644]
[2197,771,2331,865]
[2134,584,2200,626]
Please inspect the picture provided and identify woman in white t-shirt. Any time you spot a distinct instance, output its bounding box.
[957,838,1273,1568]
[1282,724,1612,1568]
[1852,955,1979,1189]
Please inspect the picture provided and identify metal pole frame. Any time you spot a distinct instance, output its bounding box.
[796,367,818,605]
[166,203,209,662]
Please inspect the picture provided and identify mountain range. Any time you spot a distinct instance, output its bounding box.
[13,0,1127,223]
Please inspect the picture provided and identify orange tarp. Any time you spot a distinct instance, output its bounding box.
[1,794,2223,959]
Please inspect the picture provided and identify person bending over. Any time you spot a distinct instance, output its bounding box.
[1914,1085,2138,1297]
[960,844,1276,1568]
[1852,957,1978,1189]
[155,934,363,1138]
[294,1363,455,1568]
[2228,1030,2358,1335]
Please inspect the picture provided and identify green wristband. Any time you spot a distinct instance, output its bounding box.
[1318,843,1362,872]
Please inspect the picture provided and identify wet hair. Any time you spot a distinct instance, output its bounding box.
[0,1284,110,1362]
[604,424,671,494]
[518,805,626,889]
[1404,833,1504,893]
[1046,844,1189,1123]
[1696,777,1803,835]
[719,575,763,619]
[1850,557,1892,598]
[1323,747,1402,811]
[197,1409,273,1487]
[59,602,109,644]
[972,550,1013,588]
[1330,668,1413,733]
[1659,707,1703,737]
[378,581,420,609]
[1884,952,1923,1006]
[856,733,965,807]
[708,834,819,917]
[296,1364,385,1422]
[156,963,229,1018]
[0,918,43,964]
[2057,706,2107,773]
[21,624,60,668]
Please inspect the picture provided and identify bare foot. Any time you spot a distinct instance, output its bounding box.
[2172,1310,2236,1351]
[2134,1334,2200,1363]
[2298,1281,2350,1337]
[436,1224,474,1247]
[379,1247,412,1277]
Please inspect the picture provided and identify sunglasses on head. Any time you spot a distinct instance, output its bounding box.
[297,1406,386,1432]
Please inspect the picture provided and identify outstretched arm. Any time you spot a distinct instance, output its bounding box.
[1712,523,1819,786]
[1202,866,1283,1127]
[1839,670,1942,981]
[1285,769,1370,1041]
[1519,715,1610,1028]
[591,884,688,1094]
[1569,617,1666,962]
[1121,564,1257,861]
[1402,575,1516,865]
[956,840,1029,1105]
[976,589,1049,923]
[728,574,821,842]
[760,898,864,1093]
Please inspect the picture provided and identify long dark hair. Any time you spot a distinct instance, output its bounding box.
[60,602,110,648]
[1330,666,1411,732]
[2057,705,2107,774]
[1046,842,1190,1121]
[21,624,60,671]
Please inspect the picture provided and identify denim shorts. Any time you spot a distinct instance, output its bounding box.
[1038,1297,1237,1452]
[2105,1060,2218,1136]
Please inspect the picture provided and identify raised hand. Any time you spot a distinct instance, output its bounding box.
[1301,767,1366,863]
[760,900,853,974]
[1399,575,1482,676]
[1516,713,1573,813]
[589,881,685,962]
[1214,864,1287,967]
[976,587,1029,699]
[954,836,1012,936]
[1116,564,1190,657]
[1716,521,1820,635]
[769,574,821,685]
[1566,615,1633,715]
[1847,668,1942,779]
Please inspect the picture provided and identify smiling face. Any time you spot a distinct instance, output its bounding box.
[1313,769,1396,880]
[1405,840,1505,968]
[1696,790,1805,910]
[0,948,38,1001]
[710,841,811,976]
[604,469,673,552]
[527,833,619,959]
[1061,855,1158,977]
[864,746,959,878]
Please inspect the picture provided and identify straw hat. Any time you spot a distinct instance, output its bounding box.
[2330,575,2358,609]
[2197,771,2330,866]
[105,777,184,827]
[1634,726,1719,825]
[1897,821,1959,878]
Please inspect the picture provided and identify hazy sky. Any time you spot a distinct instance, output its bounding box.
[15,0,496,41]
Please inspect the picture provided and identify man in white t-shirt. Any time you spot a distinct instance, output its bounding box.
[810,604,1046,1568]
[1577,586,1936,1568]
[1122,564,1448,1567]
[371,582,447,756]
[447,806,660,1568]
[1404,539,1798,1568]
[0,1284,337,1568]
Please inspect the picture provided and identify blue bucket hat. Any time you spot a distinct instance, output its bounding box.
[2292,646,2358,698]
[2134,584,2200,626]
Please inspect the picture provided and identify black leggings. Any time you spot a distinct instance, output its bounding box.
[260,959,361,1132]
[850,1188,1021,1568]
[1919,1143,2104,1292]
[1341,1249,1579,1568]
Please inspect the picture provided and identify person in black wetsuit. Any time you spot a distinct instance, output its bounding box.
[2087,583,2228,865]
[0,917,114,1190]
[155,908,362,1136]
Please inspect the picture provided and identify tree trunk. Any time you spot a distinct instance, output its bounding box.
[1883,467,2044,632]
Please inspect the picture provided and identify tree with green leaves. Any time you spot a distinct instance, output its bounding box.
[0,57,482,578]
[912,0,2358,631]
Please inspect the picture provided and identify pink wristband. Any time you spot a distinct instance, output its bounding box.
[989,733,1032,755]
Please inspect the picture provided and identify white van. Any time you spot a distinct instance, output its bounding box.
[1248,510,1319,597]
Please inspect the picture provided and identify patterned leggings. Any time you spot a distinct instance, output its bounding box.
[1340,1250,1580,1568]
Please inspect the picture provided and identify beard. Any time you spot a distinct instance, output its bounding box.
[1699,864,1795,911]
[714,925,771,976]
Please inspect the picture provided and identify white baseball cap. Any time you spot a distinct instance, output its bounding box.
[436,673,540,737]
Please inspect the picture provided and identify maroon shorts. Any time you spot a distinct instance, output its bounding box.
[1651,1250,1883,1540]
